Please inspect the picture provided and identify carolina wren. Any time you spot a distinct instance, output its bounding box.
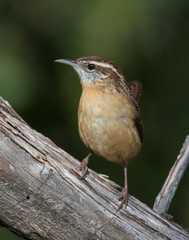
[55,56,143,210]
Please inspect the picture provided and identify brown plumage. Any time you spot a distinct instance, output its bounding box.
[55,56,143,210]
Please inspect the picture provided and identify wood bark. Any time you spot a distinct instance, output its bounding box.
[153,135,189,214]
[0,97,188,240]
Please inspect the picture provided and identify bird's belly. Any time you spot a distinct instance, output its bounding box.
[78,93,141,165]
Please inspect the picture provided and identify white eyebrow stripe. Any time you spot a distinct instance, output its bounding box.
[89,61,113,68]
[85,60,128,93]
[89,61,123,79]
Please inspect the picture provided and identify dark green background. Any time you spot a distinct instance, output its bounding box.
[0,0,189,239]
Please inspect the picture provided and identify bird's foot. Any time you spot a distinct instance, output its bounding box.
[117,186,128,211]
[78,152,92,178]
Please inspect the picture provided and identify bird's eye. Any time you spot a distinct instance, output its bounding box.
[87,64,95,70]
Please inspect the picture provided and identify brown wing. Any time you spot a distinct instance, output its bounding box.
[134,117,144,143]
[128,81,144,142]
[128,80,143,103]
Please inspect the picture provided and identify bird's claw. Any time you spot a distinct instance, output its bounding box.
[117,186,128,211]
[78,158,89,178]
[77,152,92,178]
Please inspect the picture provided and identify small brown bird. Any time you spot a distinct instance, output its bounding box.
[55,56,143,210]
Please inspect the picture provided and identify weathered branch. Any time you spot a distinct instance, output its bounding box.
[153,135,189,214]
[0,97,188,240]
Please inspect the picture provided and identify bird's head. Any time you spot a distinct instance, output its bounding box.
[55,56,126,91]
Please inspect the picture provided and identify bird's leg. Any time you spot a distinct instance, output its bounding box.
[118,163,128,211]
[78,152,92,178]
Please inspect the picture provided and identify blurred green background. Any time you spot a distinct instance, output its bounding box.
[0,0,189,239]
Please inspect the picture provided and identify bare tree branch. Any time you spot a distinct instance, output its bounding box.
[0,97,188,240]
[153,135,189,214]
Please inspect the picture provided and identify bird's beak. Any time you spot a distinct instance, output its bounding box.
[54,59,78,68]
